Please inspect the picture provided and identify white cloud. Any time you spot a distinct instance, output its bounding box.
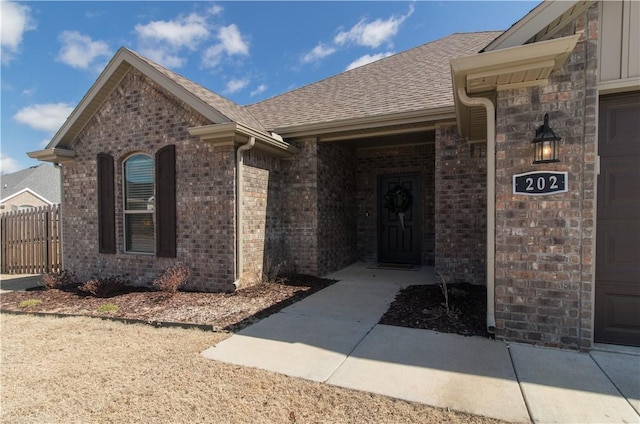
[202,24,249,69]
[250,84,267,97]
[345,52,394,71]
[57,31,112,70]
[13,103,74,133]
[208,4,223,16]
[1,1,36,64]
[139,48,186,69]
[135,13,209,49]
[0,154,22,175]
[335,5,414,48]
[301,43,336,64]
[134,12,213,69]
[223,78,249,94]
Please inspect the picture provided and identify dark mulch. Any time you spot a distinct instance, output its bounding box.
[2,274,490,338]
[0,275,336,332]
[380,283,490,338]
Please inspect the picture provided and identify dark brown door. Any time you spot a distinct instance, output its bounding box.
[379,174,421,265]
[595,92,640,346]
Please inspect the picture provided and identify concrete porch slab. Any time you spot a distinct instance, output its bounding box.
[326,325,530,423]
[590,350,640,415]
[509,343,639,423]
[324,262,435,287]
[201,312,373,382]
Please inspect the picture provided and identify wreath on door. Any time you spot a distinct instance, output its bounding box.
[383,185,413,231]
[383,185,413,214]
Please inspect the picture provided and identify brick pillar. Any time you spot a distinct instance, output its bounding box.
[494,5,598,349]
[435,123,487,285]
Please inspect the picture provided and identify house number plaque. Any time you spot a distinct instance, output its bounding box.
[513,171,568,196]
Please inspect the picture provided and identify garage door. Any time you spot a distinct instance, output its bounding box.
[594,92,640,346]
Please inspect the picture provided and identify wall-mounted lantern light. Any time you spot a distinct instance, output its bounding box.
[532,113,561,164]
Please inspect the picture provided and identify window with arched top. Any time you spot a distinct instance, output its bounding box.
[123,154,155,253]
[97,146,175,257]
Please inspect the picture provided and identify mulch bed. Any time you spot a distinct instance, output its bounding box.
[0,275,336,332]
[380,283,490,338]
[2,276,490,338]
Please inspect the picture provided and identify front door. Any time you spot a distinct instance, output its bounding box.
[594,92,640,346]
[378,174,421,265]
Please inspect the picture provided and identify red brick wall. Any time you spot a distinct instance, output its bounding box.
[434,124,487,285]
[62,68,236,292]
[356,141,436,265]
[494,6,598,349]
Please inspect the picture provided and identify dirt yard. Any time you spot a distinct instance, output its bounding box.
[1,314,505,424]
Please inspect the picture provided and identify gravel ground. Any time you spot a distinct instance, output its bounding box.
[1,313,506,424]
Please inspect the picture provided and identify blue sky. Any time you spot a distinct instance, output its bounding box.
[1,0,539,174]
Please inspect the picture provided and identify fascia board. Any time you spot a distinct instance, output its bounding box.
[27,148,76,163]
[188,122,299,157]
[46,48,230,150]
[483,0,580,51]
[451,34,580,76]
[275,107,456,139]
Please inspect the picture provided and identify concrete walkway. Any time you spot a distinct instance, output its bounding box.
[202,262,639,422]
[0,274,42,293]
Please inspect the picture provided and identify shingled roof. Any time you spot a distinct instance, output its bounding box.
[32,31,503,162]
[127,49,266,132]
[246,31,503,132]
[1,164,60,204]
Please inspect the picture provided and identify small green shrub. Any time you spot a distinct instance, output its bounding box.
[79,275,127,298]
[41,270,76,289]
[153,265,191,294]
[18,299,42,308]
[96,303,119,313]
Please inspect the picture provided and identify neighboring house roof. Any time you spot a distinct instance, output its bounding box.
[0,164,60,204]
[246,32,503,132]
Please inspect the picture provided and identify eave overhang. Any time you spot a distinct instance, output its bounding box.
[274,107,456,142]
[451,34,581,140]
[483,0,595,52]
[188,122,299,158]
[27,147,76,164]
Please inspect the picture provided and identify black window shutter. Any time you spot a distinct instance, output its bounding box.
[155,145,177,257]
[97,153,116,254]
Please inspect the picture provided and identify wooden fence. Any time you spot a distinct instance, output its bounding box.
[1,204,61,274]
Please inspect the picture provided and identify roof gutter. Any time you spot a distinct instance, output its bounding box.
[188,122,298,158]
[456,88,496,335]
[274,107,456,140]
[27,147,76,164]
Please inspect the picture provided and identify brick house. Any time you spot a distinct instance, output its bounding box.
[30,0,638,350]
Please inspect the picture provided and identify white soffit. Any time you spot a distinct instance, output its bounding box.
[451,34,580,138]
[452,34,581,95]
